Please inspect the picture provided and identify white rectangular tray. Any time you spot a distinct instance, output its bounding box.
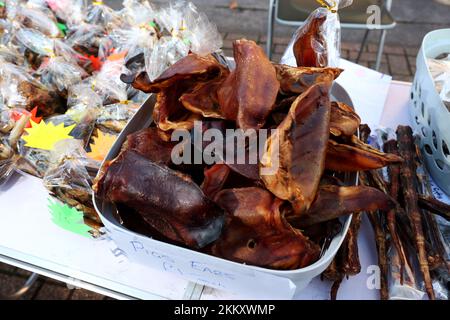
[93,84,355,299]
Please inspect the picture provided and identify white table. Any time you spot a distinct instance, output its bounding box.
[0,75,414,300]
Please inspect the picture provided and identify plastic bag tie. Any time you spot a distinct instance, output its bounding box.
[316,0,337,12]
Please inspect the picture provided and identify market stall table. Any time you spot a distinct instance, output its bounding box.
[0,61,418,300]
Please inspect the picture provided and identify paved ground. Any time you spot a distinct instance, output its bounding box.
[1,0,446,300]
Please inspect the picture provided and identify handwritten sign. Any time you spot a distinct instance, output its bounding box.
[106,230,297,299]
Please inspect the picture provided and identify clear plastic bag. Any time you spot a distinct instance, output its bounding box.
[0,106,16,135]
[45,0,86,27]
[0,44,24,65]
[67,82,103,111]
[145,36,190,81]
[387,243,426,300]
[43,138,102,228]
[50,105,100,148]
[0,61,63,116]
[0,19,14,45]
[16,5,63,38]
[85,0,125,32]
[1,0,20,21]
[65,23,106,57]
[0,109,33,185]
[281,0,353,67]
[36,56,88,95]
[0,1,7,19]
[143,1,222,80]
[108,24,158,67]
[121,0,157,26]
[88,59,129,104]
[96,101,140,134]
[14,27,54,68]
[0,138,18,186]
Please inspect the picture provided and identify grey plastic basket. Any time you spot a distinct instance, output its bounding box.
[411,29,450,194]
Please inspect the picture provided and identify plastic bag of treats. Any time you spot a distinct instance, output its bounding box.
[0,1,6,19]
[82,59,129,105]
[106,22,158,72]
[0,19,14,45]
[120,0,157,26]
[0,60,64,117]
[15,4,63,38]
[143,1,223,80]
[50,105,100,148]
[67,81,103,111]
[85,0,126,32]
[36,55,88,98]
[16,103,99,178]
[0,44,24,65]
[14,26,92,73]
[65,23,106,59]
[13,27,54,69]
[96,101,140,134]
[0,109,41,184]
[45,0,86,28]
[281,0,353,67]
[0,0,20,21]
[44,138,103,233]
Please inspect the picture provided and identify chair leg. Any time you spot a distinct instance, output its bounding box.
[356,29,370,63]
[266,0,276,59]
[375,29,387,71]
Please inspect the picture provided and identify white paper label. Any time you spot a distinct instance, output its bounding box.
[110,231,297,300]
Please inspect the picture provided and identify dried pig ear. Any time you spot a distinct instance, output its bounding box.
[153,82,202,131]
[180,72,229,119]
[217,39,280,130]
[274,64,342,95]
[122,54,227,93]
[288,185,396,228]
[212,187,320,269]
[120,127,175,165]
[325,138,403,172]
[94,150,224,249]
[202,164,231,198]
[330,102,361,137]
[260,82,332,214]
[293,9,328,67]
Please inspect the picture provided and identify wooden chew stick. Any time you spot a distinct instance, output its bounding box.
[383,139,407,284]
[340,212,362,276]
[358,125,389,300]
[396,125,435,300]
[360,171,389,300]
[418,195,450,222]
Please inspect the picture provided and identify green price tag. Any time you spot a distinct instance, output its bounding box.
[0,1,5,7]
[57,22,67,35]
[48,198,93,238]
